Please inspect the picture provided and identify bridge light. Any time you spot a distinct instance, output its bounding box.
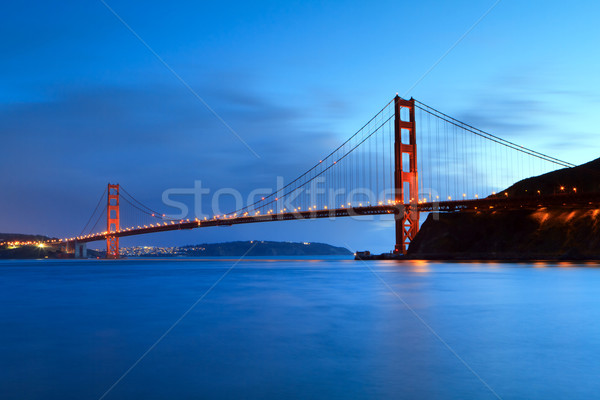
[37,243,45,248]
[573,187,577,193]
[560,186,565,191]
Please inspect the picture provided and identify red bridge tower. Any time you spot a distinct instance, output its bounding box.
[106,183,120,259]
[394,96,419,254]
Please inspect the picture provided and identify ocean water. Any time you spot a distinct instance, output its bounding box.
[1,257,600,400]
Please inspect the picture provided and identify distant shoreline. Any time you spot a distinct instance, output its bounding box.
[0,239,352,259]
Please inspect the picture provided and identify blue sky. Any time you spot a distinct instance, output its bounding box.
[1,1,599,252]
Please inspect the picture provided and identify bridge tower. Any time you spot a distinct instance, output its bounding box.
[106,183,120,259]
[394,96,419,254]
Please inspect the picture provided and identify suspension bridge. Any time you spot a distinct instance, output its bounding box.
[45,95,600,258]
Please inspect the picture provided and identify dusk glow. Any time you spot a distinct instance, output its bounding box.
[2,3,600,399]
[2,1,600,252]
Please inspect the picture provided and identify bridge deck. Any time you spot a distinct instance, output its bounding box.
[56,193,600,245]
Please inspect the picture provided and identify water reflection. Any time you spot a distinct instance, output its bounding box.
[1,258,600,399]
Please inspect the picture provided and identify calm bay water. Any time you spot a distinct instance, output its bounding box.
[1,257,600,399]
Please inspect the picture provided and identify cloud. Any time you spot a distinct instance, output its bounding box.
[456,96,547,140]
[0,78,361,240]
[447,71,600,161]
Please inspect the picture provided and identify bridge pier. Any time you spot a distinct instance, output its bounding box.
[65,241,74,255]
[64,241,87,258]
[393,96,419,254]
[74,242,87,258]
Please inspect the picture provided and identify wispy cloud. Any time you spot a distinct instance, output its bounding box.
[99,0,261,158]
[0,80,351,237]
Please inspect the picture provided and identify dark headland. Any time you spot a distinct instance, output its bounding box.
[407,157,600,260]
[0,234,104,259]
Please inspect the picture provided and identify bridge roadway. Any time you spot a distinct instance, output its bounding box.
[55,192,600,245]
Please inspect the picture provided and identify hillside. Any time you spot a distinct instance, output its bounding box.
[123,241,352,257]
[492,157,600,197]
[0,233,54,243]
[408,157,600,260]
[0,245,65,260]
[0,234,62,259]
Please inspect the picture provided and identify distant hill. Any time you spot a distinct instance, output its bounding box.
[408,157,600,260]
[0,239,351,259]
[182,241,352,256]
[0,233,55,243]
[120,241,352,257]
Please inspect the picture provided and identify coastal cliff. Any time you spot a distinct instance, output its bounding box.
[408,157,600,260]
[408,208,600,260]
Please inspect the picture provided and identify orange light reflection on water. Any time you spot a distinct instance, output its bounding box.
[557,261,575,268]
[404,259,430,274]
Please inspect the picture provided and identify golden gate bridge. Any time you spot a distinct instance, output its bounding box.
[45,96,600,258]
